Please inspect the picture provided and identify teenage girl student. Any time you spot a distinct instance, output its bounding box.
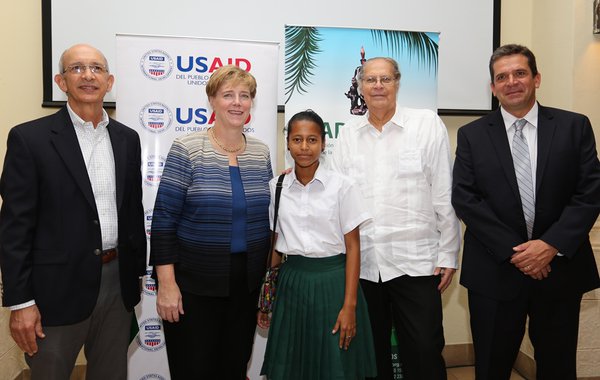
[258,110,376,379]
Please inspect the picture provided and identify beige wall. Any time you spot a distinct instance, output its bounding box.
[1,0,600,378]
[513,1,600,377]
[0,2,53,378]
[0,2,54,161]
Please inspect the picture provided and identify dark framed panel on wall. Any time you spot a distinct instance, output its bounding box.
[42,0,500,115]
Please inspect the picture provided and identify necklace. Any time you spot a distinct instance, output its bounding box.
[209,127,245,153]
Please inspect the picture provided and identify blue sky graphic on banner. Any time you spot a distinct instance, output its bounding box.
[285,26,440,160]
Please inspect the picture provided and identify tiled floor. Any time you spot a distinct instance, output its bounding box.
[16,367,533,380]
[447,366,527,380]
[18,366,530,380]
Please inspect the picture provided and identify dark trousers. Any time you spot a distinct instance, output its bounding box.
[362,275,446,380]
[25,259,131,380]
[163,253,259,380]
[469,288,582,380]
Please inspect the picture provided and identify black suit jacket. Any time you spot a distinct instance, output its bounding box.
[452,104,600,301]
[0,107,147,326]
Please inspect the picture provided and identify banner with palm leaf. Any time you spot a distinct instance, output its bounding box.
[284,25,440,166]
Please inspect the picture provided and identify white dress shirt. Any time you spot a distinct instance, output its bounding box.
[329,105,461,282]
[501,102,561,255]
[269,165,371,258]
[68,104,118,251]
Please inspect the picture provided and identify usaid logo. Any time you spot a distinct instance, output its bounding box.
[139,102,173,134]
[139,375,166,380]
[144,155,166,186]
[140,50,173,80]
[137,318,165,352]
[144,209,153,239]
[143,267,156,296]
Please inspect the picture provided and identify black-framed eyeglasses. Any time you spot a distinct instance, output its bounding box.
[63,64,108,74]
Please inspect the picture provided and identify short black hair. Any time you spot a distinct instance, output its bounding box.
[489,44,538,81]
[286,109,326,142]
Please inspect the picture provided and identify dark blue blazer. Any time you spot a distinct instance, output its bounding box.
[452,104,600,301]
[0,107,147,325]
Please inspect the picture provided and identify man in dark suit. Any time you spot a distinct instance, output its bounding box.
[0,44,146,380]
[452,44,600,380]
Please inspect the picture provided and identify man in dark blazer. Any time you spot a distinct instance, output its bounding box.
[452,44,600,380]
[0,44,146,380]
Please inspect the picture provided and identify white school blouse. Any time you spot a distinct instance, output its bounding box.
[269,165,371,258]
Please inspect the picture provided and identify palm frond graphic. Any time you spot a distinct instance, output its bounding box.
[370,30,438,74]
[284,26,323,104]
[284,27,439,103]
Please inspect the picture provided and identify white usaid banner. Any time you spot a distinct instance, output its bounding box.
[116,34,279,380]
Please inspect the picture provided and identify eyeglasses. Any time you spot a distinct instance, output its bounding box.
[362,76,396,86]
[63,64,108,75]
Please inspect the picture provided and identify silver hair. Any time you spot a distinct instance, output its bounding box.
[356,57,401,93]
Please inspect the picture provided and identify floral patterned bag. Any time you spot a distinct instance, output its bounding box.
[258,174,285,313]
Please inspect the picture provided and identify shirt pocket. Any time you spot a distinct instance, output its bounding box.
[397,150,423,178]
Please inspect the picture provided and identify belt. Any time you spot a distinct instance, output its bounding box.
[101,248,118,264]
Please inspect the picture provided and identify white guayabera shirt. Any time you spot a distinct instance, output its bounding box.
[329,105,461,282]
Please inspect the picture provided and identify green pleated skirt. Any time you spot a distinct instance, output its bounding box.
[260,254,377,380]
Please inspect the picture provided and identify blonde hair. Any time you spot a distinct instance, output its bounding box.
[205,65,257,99]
